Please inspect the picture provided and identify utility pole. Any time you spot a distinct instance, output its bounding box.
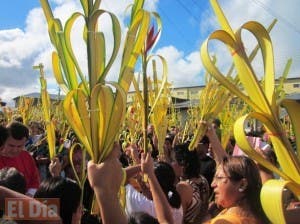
[57,87,61,101]
[33,63,44,78]
[33,63,44,105]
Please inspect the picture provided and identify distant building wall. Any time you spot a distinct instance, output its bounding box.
[128,77,300,103]
[281,77,300,94]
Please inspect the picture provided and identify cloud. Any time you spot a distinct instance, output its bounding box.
[0,0,154,104]
[0,7,51,68]
[0,0,299,106]
[152,0,300,92]
[203,0,300,78]
[0,6,53,103]
[155,46,203,87]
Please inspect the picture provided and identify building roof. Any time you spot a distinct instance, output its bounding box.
[13,92,64,101]
[172,99,198,109]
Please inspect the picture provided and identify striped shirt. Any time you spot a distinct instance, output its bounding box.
[184,175,210,224]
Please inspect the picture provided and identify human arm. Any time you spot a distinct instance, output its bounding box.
[141,153,174,224]
[130,143,141,164]
[124,143,154,196]
[172,127,181,149]
[125,164,141,184]
[152,134,158,151]
[176,181,193,215]
[49,157,62,177]
[203,121,227,165]
[123,143,141,166]
[87,148,127,224]
[255,147,275,183]
[125,165,141,178]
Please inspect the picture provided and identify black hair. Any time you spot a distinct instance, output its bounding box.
[174,143,200,179]
[28,120,44,132]
[7,121,29,140]
[34,177,81,224]
[200,135,210,145]
[0,167,26,194]
[128,212,159,224]
[12,115,23,123]
[154,161,181,209]
[165,134,174,143]
[0,126,8,147]
[213,118,221,127]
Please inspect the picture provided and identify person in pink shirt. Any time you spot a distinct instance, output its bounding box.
[0,121,40,196]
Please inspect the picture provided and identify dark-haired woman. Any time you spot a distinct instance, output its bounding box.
[174,143,210,224]
[205,156,269,224]
[34,176,82,224]
[125,161,183,224]
[203,122,269,224]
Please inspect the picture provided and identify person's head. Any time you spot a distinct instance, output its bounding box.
[256,147,278,181]
[163,135,173,153]
[0,167,26,194]
[154,161,181,209]
[34,176,82,224]
[212,118,221,129]
[1,121,29,157]
[0,126,8,149]
[65,145,85,180]
[28,121,44,136]
[12,115,23,123]
[259,147,277,167]
[169,126,177,136]
[128,212,159,224]
[0,113,7,127]
[0,116,7,127]
[212,156,265,219]
[174,142,200,179]
[195,135,210,157]
[147,124,155,135]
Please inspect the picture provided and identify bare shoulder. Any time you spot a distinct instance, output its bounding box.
[176,181,193,198]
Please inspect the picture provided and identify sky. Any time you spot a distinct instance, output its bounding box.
[0,0,299,106]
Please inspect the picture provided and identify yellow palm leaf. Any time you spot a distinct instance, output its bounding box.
[201,0,300,221]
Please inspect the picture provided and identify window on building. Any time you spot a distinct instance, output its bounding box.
[177,91,184,96]
[293,83,300,88]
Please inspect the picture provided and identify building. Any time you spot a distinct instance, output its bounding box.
[170,77,300,101]
[13,77,300,108]
[128,77,300,106]
[280,77,300,95]
[13,92,64,107]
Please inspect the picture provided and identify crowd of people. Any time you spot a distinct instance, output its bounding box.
[0,116,298,223]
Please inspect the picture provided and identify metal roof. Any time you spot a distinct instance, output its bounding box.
[13,92,64,100]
